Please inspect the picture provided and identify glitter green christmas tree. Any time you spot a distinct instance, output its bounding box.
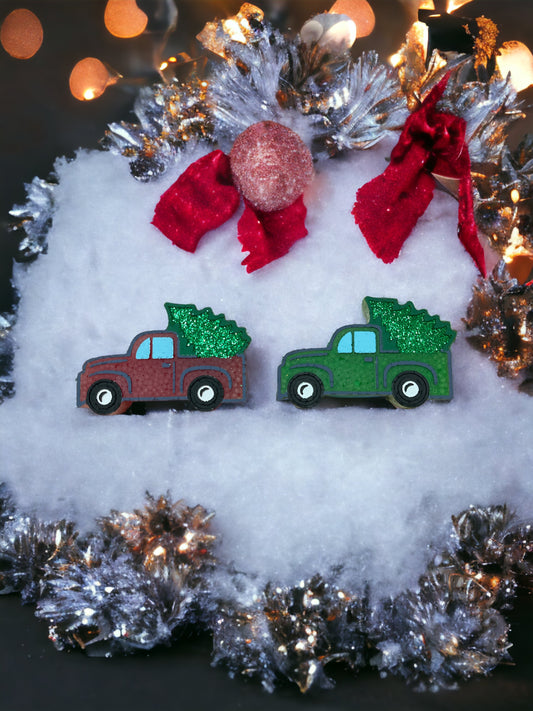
[362,297,456,353]
[164,303,251,358]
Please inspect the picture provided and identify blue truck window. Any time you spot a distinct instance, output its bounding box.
[152,336,174,359]
[136,337,151,359]
[353,331,377,353]
[337,332,353,353]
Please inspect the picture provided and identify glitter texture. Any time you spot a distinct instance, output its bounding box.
[229,121,314,212]
[99,493,216,574]
[1,483,530,692]
[363,297,456,353]
[103,77,213,182]
[165,303,251,358]
[464,261,533,378]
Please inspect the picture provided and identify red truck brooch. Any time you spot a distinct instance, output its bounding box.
[77,304,251,414]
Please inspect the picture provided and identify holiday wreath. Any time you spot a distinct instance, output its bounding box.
[1,1,533,694]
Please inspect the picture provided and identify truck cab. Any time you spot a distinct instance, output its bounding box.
[277,298,455,409]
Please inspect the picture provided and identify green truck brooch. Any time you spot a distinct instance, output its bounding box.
[277,297,456,409]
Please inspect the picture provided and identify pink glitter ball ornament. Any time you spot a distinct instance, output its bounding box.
[229,121,314,212]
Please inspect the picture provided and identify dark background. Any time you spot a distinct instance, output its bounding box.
[1,1,533,708]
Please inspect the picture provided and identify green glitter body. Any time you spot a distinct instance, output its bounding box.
[165,303,251,358]
[277,297,455,408]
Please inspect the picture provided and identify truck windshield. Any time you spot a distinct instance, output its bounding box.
[337,330,377,354]
[136,337,151,359]
[337,332,352,353]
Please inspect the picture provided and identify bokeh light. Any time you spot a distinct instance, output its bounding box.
[104,0,148,39]
[329,0,375,38]
[69,57,119,101]
[0,8,43,59]
[496,41,533,93]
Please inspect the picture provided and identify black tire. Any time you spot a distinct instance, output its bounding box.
[391,371,429,408]
[287,373,323,409]
[87,380,123,415]
[188,376,224,411]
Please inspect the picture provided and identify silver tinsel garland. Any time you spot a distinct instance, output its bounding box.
[464,261,533,379]
[8,174,58,260]
[0,326,14,404]
[37,548,175,655]
[212,573,368,692]
[1,173,59,403]
[0,484,531,691]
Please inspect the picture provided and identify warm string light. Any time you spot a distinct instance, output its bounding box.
[222,18,248,43]
[328,0,375,38]
[496,41,533,93]
[3,0,171,101]
[395,5,533,95]
[81,0,149,101]
[159,56,178,71]
[414,4,497,74]
[222,4,260,44]
[0,8,43,59]
[104,0,148,39]
[501,189,533,283]
[389,20,428,66]
[503,227,525,263]
[69,58,120,101]
[503,231,533,282]
[196,4,263,59]
[446,0,473,13]
[157,53,207,83]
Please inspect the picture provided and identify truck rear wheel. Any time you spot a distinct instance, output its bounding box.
[287,373,323,408]
[188,376,224,411]
[87,380,123,415]
[391,372,429,408]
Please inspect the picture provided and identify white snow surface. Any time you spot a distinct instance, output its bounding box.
[1,143,532,596]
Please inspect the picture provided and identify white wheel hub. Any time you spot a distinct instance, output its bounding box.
[197,385,216,403]
[96,388,114,406]
[297,381,315,400]
[401,380,420,399]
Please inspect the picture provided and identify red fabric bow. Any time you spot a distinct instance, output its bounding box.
[352,74,485,276]
[152,150,308,273]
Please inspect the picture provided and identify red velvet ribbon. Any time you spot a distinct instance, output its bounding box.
[152,149,307,273]
[238,196,308,273]
[352,74,486,276]
[152,150,241,253]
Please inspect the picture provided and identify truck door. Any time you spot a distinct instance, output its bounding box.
[132,335,176,399]
[335,329,378,393]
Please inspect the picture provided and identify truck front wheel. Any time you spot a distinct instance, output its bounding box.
[188,376,224,411]
[287,373,323,408]
[87,380,124,415]
[391,372,429,408]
